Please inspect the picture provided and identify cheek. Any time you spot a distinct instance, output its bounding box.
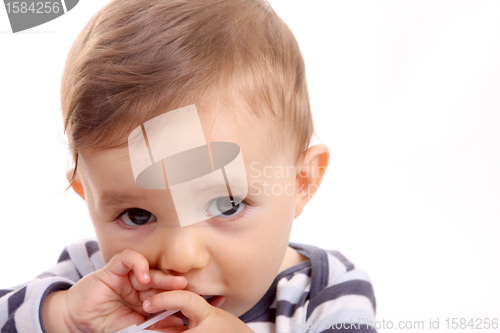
[216,195,295,281]
[96,227,159,264]
[257,180,297,262]
[92,227,125,264]
[85,206,115,263]
[263,179,297,233]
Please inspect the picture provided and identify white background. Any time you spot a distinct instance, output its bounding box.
[1,1,499,331]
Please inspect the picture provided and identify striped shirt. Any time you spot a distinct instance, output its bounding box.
[0,239,376,333]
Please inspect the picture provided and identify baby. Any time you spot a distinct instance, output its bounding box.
[0,0,376,332]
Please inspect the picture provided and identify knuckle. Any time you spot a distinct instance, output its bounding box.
[121,249,149,268]
[186,292,196,305]
[138,255,149,266]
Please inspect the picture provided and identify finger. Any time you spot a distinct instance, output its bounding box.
[149,326,188,333]
[139,287,185,302]
[130,270,187,291]
[105,249,150,285]
[154,315,185,328]
[146,316,188,333]
[143,290,212,324]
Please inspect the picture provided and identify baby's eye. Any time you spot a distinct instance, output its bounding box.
[119,208,157,227]
[206,197,246,218]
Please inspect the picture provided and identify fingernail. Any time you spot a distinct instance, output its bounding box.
[144,299,151,308]
[143,272,149,281]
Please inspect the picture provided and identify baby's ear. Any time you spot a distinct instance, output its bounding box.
[294,144,329,218]
[66,168,85,200]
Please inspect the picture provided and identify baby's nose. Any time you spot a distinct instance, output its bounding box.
[157,228,210,275]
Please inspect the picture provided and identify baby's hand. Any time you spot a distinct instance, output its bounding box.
[42,249,187,333]
[142,291,254,333]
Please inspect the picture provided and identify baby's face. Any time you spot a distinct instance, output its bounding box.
[77,105,301,317]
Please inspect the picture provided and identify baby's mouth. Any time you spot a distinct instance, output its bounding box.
[203,295,216,302]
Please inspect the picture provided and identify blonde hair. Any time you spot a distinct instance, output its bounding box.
[61,0,313,188]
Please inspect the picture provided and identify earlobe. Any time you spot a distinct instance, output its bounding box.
[294,144,330,218]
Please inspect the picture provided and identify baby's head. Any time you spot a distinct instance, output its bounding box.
[61,0,329,316]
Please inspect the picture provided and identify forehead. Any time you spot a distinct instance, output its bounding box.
[196,102,277,159]
[79,103,286,201]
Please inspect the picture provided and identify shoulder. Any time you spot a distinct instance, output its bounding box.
[242,243,377,332]
[0,238,104,331]
[291,242,377,331]
[57,238,104,272]
[49,237,105,281]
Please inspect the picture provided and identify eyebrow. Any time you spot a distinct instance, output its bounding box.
[199,176,262,199]
[98,192,144,208]
[98,178,260,208]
